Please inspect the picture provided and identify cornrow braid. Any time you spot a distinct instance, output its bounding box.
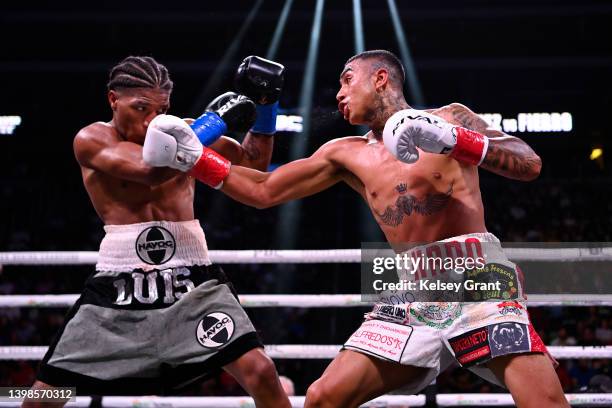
[107,56,173,92]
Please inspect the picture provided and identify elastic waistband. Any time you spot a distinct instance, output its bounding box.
[402,232,501,255]
[96,220,211,273]
[439,232,499,244]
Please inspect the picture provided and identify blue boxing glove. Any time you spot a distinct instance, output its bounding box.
[235,56,285,135]
[190,92,257,146]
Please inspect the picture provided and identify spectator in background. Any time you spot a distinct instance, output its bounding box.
[551,327,577,346]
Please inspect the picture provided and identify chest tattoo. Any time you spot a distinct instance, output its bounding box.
[376,182,454,227]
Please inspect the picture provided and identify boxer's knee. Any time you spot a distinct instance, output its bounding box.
[242,352,279,393]
[21,381,66,408]
[305,378,338,408]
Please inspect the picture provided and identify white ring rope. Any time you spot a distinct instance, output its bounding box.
[2,247,612,265]
[1,294,611,308]
[436,393,612,406]
[0,394,612,408]
[0,395,426,408]
[2,345,610,361]
[0,394,610,407]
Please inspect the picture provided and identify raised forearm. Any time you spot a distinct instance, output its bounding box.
[479,132,542,181]
[237,132,274,171]
[448,104,542,181]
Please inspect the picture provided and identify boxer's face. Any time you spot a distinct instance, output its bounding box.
[108,88,170,144]
[337,60,376,125]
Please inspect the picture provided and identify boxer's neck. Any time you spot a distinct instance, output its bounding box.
[368,92,410,138]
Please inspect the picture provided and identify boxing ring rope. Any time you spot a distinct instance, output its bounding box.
[1,345,611,361]
[2,293,612,308]
[2,247,612,265]
[1,250,611,407]
[1,394,611,407]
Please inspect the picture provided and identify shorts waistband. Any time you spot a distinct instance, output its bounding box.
[439,232,499,243]
[96,220,211,273]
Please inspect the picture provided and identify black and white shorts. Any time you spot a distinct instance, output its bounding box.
[38,219,262,395]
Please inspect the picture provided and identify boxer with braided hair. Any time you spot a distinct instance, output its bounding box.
[23,55,290,407]
[107,56,173,92]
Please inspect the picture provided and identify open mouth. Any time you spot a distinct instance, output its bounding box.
[338,102,349,120]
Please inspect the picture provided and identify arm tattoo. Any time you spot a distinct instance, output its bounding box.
[480,143,541,179]
[450,104,541,180]
[376,182,454,227]
[450,105,488,132]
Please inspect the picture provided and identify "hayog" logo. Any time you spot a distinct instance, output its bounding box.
[196,312,235,348]
[135,226,176,265]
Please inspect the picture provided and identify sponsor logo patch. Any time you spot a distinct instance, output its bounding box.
[135,226,176,265]
[196,312,235,348]
[344,320,413,363]
[449,326,491,366]
[371,304,408,323]
[410,302,462,329]
[497,301,523,317]
[489,322,530,358]
[465,263,519,301]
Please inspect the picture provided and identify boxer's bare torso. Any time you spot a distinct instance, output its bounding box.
[223,103,512,244]
[74,114,272,225]
[74,121,194,225]
[332,105,485,243]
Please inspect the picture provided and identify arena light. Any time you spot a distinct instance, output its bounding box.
[387,0,425,106]
[479,112,573,133]
[189,0,263,115]
[276,114,303,133]
[266,0,294,60]
[0,115,22,135]
[352,0,382,241]
[590,148,603,160]
[276,0,325,250]
[352,0,365,53]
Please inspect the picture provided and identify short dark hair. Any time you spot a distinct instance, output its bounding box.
[107,56,173,92]
[345,50,405,87]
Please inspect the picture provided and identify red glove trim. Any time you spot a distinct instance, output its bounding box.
[449,127,488,166]
[188,147,231,189]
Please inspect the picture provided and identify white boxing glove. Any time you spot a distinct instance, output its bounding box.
[382,109,489,165]
[143,114,232,189]
[143,114,203,172]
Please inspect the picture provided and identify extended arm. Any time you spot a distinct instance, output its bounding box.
[209,132,273,171]
[74,124,179,185]
[448,103,542,181]
[221,141,343,209]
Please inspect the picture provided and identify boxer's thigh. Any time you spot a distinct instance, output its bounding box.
[306,350,431,408]
[486,353,569,408]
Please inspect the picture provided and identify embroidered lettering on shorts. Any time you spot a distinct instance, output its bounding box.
[465,263,519,301]
[449,326,491,366]
[497,301,523,317]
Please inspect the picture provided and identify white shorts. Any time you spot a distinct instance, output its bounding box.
[343,233,553,393]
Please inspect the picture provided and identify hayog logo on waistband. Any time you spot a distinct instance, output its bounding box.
[135,226,176,265]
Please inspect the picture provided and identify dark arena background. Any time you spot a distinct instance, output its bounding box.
[1,0,611,407]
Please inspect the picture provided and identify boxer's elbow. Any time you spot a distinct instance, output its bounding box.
[250,184,284,209]
[142,167,178,186]
[251,190,277,209]
[523,153,542,181]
